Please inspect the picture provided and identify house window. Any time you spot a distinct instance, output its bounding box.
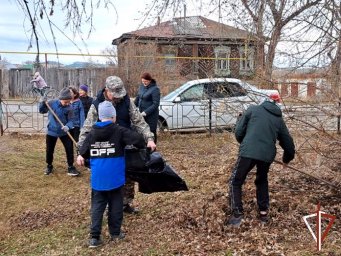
[239,46,254,74]
[164,53,176,67]
[214,46,230,76]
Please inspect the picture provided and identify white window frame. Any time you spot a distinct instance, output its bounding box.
[164,53,176,67]
[214,46,231,76]
[239,46,254,74]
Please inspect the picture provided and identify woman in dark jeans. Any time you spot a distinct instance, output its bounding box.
[69,86,85,142]
[134,72,161,143]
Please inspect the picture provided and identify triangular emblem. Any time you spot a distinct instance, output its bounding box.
[303,203,336,251]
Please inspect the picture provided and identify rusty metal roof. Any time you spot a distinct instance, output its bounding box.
[112,16,252,45]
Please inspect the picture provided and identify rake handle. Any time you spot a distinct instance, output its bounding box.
[274,160,339,189]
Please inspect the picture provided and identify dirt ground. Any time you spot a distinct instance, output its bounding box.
[0,132,340,256]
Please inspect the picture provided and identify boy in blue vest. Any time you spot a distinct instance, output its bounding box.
[77,101,145,248]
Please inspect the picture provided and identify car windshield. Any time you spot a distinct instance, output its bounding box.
[162,82,192,101]
[180,84,204,101]
[162,90,179,101]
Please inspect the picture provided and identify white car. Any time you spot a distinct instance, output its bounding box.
[158,78,279,131]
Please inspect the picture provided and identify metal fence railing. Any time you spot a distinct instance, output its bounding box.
[1,99,340,135]
[0,100,47,134]
[1,99,340,188]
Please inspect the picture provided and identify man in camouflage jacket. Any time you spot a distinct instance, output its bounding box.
[78,76,156,214]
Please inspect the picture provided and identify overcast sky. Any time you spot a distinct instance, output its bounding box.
[0,0,147,64]
[0,0,211,65]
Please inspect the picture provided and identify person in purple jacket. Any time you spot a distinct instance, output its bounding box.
[77,101,145,248]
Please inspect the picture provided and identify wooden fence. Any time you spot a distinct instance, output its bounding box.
[0,67,329,100]
[1,67,117,98]
[0,67,188,99]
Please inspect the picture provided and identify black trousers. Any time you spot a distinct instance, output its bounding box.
[46,134,74,166]
[90,187,123,238]
[229,156,271,214]
[70,127,80,142]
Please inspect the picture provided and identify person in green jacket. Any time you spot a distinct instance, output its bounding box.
[227,94,295,226]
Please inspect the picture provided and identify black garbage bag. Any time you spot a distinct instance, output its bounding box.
[124,145,150,170]
[125,147,188,194]
[145,151,165,171]
[128,163,189,194]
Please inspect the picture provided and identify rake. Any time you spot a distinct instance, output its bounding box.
[44,100,78,147]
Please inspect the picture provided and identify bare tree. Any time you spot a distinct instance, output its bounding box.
[14,0,116,68]
[323,0,341,95]
[137,1,324,85]
[225,0,321,85]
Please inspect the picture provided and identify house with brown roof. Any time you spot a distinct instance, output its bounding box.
[112,16,256,91]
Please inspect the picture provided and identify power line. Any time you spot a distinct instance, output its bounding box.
[0,51,112,57]
[0,51,248,60]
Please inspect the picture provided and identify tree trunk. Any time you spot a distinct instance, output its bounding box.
[241,0,266,86]
[254,37,266,86]
[265,27,282,88]
[331,36,341,95]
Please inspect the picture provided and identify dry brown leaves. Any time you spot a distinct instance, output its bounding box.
[0,132,340,255]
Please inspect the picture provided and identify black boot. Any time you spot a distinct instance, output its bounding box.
[225,210,244,227]
[258,211,269,224]
[123,204,139,214]
[67,166,80,176]
[44,164,53,175]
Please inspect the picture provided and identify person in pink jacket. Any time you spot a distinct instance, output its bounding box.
[31,72,48,96]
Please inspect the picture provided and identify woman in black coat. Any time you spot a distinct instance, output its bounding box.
[134,73,161,143]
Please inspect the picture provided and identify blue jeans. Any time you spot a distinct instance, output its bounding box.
[90,187,123,238]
